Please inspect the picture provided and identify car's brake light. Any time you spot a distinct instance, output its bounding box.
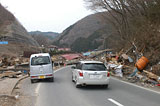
[79,71,83,77]
[46,74,53,76]
[107,72,110,77]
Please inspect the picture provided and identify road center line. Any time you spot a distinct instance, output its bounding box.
[108,98,124,106]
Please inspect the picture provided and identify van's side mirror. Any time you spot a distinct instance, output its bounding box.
[71,66,76,69]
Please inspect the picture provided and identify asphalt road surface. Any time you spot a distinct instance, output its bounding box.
[26,66,160,106]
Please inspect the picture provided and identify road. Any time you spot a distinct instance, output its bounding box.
[23,66,160,106]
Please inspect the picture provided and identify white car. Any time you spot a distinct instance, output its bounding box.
[72,61,110,88]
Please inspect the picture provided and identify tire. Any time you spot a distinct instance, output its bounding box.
[76,84,81,88]
[72,75,74,82]
[31,79,34,83]
[50,77,54,82]
[103,84,108,88]
[75,78,81,88]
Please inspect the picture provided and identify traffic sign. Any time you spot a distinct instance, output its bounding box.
[0,41,8,44]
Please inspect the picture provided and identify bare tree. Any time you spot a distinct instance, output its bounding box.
[84,0,160,65]
[84,0,160,42]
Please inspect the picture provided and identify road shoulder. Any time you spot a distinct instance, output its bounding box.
[111,76,160,94]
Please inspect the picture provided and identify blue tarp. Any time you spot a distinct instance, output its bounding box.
[128,56,133,63]
[83,52,91,56]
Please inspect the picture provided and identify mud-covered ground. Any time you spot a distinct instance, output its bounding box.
[0,95,16,106]
[12,78,37,106]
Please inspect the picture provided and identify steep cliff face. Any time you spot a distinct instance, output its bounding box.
[0,4,39,56]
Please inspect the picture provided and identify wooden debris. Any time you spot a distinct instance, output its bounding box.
[0,71,22,78]
[143,70,159,82]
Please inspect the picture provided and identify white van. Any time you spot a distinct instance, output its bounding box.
[29,53,54,83]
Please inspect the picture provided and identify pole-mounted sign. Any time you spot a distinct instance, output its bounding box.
[0,41,8,44]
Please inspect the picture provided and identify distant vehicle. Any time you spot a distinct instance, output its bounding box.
[29,53,54,83]
[72,61,110,88]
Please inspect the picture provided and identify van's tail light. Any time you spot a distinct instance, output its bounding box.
[107,72,110,77]
[79,71,83,77]
[31,76,37,78]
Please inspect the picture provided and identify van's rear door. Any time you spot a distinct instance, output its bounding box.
[30,56,53,76]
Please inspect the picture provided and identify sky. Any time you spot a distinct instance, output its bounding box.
[0,0,92,33]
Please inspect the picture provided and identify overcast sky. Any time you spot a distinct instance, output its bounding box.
[0,0,92,33]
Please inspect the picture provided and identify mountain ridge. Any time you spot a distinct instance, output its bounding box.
[52,13,116,52]
[29,31,59,39]
[29,31,59,46]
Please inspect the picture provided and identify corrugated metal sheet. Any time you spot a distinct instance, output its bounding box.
[61,54,81,60]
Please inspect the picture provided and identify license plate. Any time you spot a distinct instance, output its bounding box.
[39,76,45,79]
[90,75,102,79]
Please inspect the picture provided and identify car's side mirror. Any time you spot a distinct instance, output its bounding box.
[71,66,76,69]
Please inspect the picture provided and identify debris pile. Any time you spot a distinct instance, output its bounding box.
[0,55,29,79]
[106,43,160,88]
[0,56,29,68]
[0,71,22,79]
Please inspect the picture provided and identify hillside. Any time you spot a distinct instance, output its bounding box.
[53,0,160,66]
[29,31,59,39]
[29,31,59,46]
[53,13,115,52]
[0,4,39,56]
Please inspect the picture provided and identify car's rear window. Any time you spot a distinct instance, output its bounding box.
[82,63,106,71]
[31,56,50,65]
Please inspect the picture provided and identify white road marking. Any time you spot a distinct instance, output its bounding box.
[108,98,124,106]
[111,77,160,95]
[54,67,65,73]
[35,83,41,94]
[54,65,71,73]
